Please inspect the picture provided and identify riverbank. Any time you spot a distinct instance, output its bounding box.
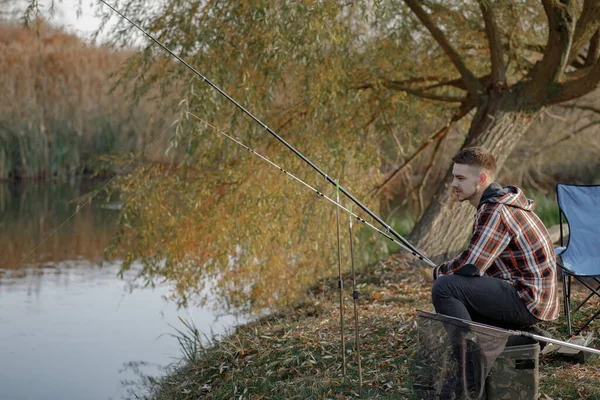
[140,254,600,399]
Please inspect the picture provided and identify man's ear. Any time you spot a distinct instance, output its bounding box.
[478,171,487,186]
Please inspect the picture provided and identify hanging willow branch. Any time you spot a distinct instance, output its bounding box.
[417,136,444,218]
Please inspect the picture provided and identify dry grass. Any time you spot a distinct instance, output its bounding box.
[0,19,171,180]
[134,255,600,399]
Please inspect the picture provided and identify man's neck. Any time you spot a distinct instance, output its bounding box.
[470,182,492,208]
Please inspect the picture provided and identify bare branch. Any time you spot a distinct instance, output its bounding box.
[370,106,473,199]
[570,57,587,70]
[422,76,467,90]
[529,0,577,97]
[532,120,600,158]
[558,103,600,115]
[548,60,600,104]
[567,0,600,65]
[386,76,444,86]
[421,74,493,91]
[479,1,506,82]
[560,65,594,80]
[382,80,465,103]
[523,43,546,54]
[355,81,463,102]
[375,74,492,93]
[417,137,444,218]
[586,29,600,67]
[356,76,447,89]
[403,0,482,95]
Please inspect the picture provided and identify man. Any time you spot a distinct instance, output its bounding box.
[429,147,558,398]
[431,146,558,330]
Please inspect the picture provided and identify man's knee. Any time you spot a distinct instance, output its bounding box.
[432,274,455,294]
[431,275,455,305]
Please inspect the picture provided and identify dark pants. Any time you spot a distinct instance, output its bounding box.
[432,274,541,329]
[432,275,541,398]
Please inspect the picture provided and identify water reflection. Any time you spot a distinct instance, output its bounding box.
[1,180,119,269]
[0,181,241,400]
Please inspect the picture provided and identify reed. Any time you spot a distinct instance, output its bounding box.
[0,19,170,180]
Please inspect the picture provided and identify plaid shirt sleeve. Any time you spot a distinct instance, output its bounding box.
[433,204,511,279]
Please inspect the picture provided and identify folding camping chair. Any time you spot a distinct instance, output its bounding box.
[556,184,600,336]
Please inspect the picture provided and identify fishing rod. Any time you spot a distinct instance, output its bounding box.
[190,113,413,391]
[99,0,435,268]
[418,311,600,356]
[335,187,347,377]
[188,112,429,260]
[348,204,363,395]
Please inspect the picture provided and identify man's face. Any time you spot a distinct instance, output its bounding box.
[451,163,483,202]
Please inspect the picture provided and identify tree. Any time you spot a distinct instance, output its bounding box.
[390,0,600,260]
[95,1,401,311]
[21,0,600,309]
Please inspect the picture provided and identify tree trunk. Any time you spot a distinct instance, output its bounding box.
[407,90,540,263]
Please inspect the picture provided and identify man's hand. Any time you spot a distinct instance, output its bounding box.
[454,263,479,277]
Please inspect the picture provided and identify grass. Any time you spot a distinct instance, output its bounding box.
[532,192,561,228]
[135,255,600,399]
[0,20,171,181]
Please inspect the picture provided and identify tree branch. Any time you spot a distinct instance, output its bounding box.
[422,76,467,91]
[479,1,506,82]
[558,103,600,115]
[386,76,444,86]
[355,81,464,102]
[586,29,600,67]
[369,105,473,199]
[417,137,444,218]
[561,65,594,80]
[523,43,546,54]
[547,60,600,104]
[567,0,600,66]
[570,57,587,70]
[529,0,577,98]
[532,120,600,159]
[382,80,465,102]
[403,0,482,95]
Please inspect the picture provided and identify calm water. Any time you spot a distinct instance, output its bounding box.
[0,181,242,400]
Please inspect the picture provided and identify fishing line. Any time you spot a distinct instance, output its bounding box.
[187,112,434,266]
[99,0,434,266]
[13,119,179,269]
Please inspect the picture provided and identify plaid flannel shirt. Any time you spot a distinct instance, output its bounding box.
[433,185,559,321]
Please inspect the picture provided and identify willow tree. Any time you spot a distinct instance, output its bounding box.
[23,0,600,309]
[391,0,600,259]
[91,1,408,311]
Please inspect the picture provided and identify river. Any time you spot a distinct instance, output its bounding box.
[0,180,242,400]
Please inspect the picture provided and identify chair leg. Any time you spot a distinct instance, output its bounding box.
[563,272,572,336]
[572,276,600,335]
[573,280,600,313]
[575,307,600,336]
